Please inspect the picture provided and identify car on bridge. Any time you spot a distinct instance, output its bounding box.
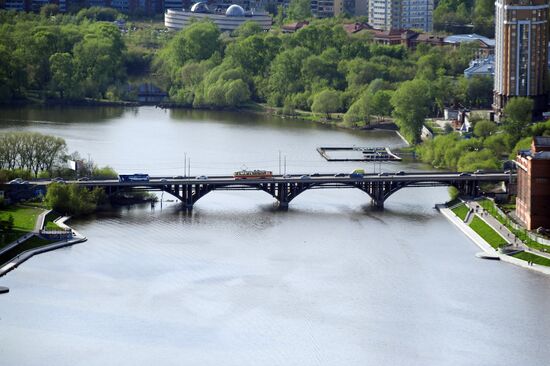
[350,169,365,178]
[119,174,150,183]
[196,175,208,180]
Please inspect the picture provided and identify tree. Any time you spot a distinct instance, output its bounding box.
[287,0,311,21]
[473,120,497,139]
[45,183,106,216]
[234,21,262,38]
[159,20,221,72]
[457,149,500,171]
[311,89,342,119]
[267,47,311,106]
[370,90,393,121]
[40,4,59,17]
[49,53,75,99]
[503,97,534,140]
[391,79,431,143]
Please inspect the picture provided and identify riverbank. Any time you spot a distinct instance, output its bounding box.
[439,200,550,275]
[0,216,86,277]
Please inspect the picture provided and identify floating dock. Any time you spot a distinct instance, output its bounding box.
[317,146,402,162]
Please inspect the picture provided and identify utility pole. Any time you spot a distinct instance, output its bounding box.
[278,150,281,175]
[184,152,187,177]
[284,155,287,175]
[188,157,191,177]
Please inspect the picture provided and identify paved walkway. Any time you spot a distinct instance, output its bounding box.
[465,200,550,260]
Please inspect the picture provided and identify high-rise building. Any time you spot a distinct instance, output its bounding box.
[368,0,433,32]
[515,136,550,230]
[493,0,549,119]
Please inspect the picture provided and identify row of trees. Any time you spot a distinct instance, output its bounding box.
[0,132,67,176]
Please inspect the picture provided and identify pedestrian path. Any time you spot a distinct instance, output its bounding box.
[465,200,550,260]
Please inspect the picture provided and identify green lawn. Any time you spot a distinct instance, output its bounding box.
[469,216,508,249]
[0,235,54,266]
[44,212,61,230]
[511,252,550,267]
[0,205,42,232]
[452,204,469,221]
[0,205,44,248]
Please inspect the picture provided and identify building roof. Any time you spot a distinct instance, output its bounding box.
[281,21,308,32]
[444,33,496,47]
[534,136,550,151]
[413,33,446,44]
[226,4,245,17]
[342,22,372,34]
[518,137,550,159]
[464,55,495,78]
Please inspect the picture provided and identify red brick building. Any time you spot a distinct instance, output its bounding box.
[516,136,550,230]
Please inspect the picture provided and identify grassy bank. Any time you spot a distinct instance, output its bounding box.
[0,205,43,248]
[44,212,61,230]
[511,252,550,267]
[0,235,54,266]
[451,204,469,221]
[469,216,508,249]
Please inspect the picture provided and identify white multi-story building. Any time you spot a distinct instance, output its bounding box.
[368,0,433,32]
[165,4,272,32]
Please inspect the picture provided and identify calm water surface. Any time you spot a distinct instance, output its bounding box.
[1,106,549,366]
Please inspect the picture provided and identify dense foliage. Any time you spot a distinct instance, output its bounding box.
[418,100,550,171]
[434,0,495,37]
[0,8,169,102]
[155,18,492,142]
[45,183,106,215]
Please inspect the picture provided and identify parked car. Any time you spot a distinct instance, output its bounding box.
[459,172,471,176]
[77,177,90,181]
[52,177,65,183]
[8,178,23,184]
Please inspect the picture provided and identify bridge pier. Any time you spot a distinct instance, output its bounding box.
[372,199,384,209]
[277,201,289,210]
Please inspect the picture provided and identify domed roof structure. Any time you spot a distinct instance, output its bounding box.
[225,4,245,17]
[191,2,210,13]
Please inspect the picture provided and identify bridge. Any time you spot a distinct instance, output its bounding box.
[22,171,514,210]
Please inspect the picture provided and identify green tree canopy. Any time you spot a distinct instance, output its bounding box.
[473,120,497,139]
[287,0,311,21]
[503,97,534,141]
[311,89,342,119]
[391,79,431,143]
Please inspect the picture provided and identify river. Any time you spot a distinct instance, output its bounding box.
[1,106,549,366]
